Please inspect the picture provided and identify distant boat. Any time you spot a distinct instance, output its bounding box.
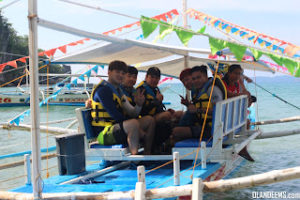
[0,86,90,107]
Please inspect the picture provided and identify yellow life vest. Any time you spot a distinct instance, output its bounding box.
[192,76,227,126]
[91,80,123,127]
[121,86,136,106]
[136,81,159,116]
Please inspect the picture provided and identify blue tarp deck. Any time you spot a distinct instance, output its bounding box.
[12,161,221,193]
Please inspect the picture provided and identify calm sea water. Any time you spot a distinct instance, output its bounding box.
[0,79,300,199]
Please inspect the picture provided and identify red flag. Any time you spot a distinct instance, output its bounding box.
[45,48,57,57]
[58,45,67,54]
[68,42,78,46]
[77,39,84,44]
[160,14,168,22]
[0,64,5,73]
[18,57,27,63]
[7,60,17,68]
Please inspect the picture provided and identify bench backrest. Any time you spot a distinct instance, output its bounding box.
[75,108,96,142]
[211,95,248,155]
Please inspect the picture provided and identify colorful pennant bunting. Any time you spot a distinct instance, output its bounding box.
[186,8,300,58]
[8,65,101,126]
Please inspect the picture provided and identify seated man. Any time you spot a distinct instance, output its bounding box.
[178,68,193,107]
[136,67,172,122]
[170,65,227,145]
[120,65,144,118]
[90,61,155,155]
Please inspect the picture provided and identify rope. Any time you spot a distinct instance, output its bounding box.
[252,82,300,110]
[0,64,48,88]
[241,59,300,110]
[191,61,220,179]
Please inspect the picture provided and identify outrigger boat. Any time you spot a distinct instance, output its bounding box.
[0,88,89,107]
[1,1,300,199]
[0,73,100,107]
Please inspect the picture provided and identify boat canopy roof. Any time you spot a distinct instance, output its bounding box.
[53,36,272,77]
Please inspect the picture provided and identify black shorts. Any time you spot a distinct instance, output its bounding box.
[112,122,128,145]
[190,125,212,140]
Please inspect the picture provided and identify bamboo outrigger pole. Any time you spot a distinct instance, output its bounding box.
[251,116,300,126]
[1,166,300,199]
[28,0,42,199]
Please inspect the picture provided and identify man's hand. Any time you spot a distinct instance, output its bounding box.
[134,89,145,106]
[180,94,190,106]
[85,99,92,108]
[188,104,197,113]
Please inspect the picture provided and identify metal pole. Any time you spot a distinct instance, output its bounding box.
[137,165,145,183]
[200,142,206,169]
[173,152,180,185]
[182,0,190,100]
[24,154,31,185]
[28,0,42,199]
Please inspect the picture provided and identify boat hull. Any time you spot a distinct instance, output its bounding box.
[0,93,88,107]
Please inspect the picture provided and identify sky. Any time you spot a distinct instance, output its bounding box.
[0,0,299,78]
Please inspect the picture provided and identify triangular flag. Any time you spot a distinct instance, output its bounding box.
[0,64,5,73]
[250,48,263,60]
[18,57,27,63]
[24,110,31,116]
[72,79,78,86]
[91,66,99,74]
[175,29,194,46]
[7,61,17,68]
[268,53,283,66]
[214,20,220,27]
[68,42,78,46]
[209,37,228,55]
[14,117,20,126]
[19,115,25,122]
[284,45,300,57]
[45,48,57,57]
[85,69,92,78]
[159,20,173,40]
[51,94,58,100]
[282,58,298,75]
[197,26,206,34]
[140,16,159,39]
[66,83,72,89]
[58,45,67,54]
[227,42,247,61]
[231,27,239,34]
[53,88,62,95]
[78,75,85,81]
[38,52,45,56]
[295,63,300,77]
[77,39,84,44]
